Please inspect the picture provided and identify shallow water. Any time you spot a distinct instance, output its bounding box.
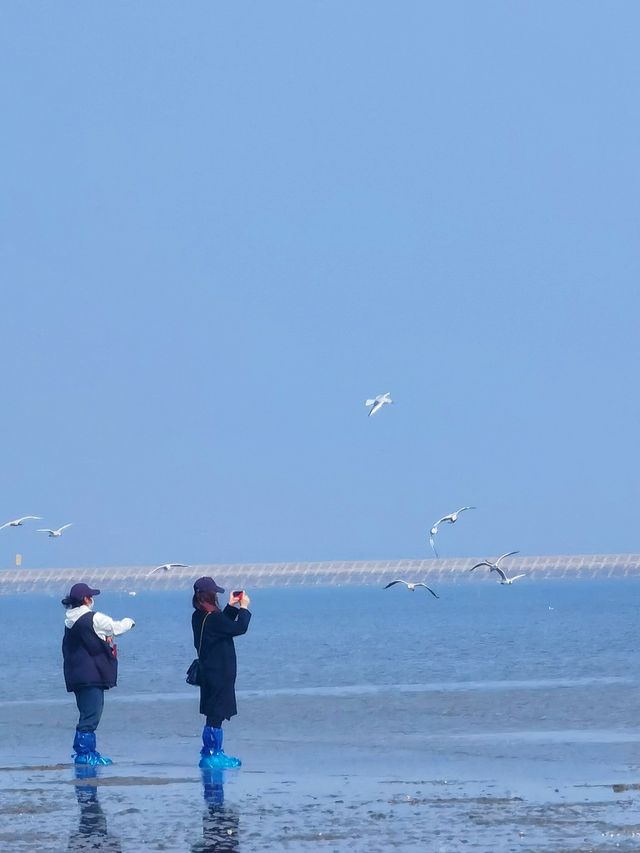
[0,582,639,851]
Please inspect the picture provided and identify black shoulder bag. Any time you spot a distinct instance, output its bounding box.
[186,612,210,686]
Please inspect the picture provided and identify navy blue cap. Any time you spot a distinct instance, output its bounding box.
[62,582,100,607]
[193,576,224,594]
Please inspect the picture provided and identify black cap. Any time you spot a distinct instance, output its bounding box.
[62,582,100,607]
[193,576,224,594]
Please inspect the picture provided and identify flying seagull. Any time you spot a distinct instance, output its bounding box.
[491,568,526,585]
[0,516,42,531]
[384,579,439,598]
[37,524,73,538]
[147,563,190,577]
[365,392,392,417]
[429,506,476,556]
[469,551,520,573]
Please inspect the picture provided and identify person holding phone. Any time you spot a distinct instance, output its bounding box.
[191,577,251,768]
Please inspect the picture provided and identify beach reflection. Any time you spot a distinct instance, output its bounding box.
[68,766,122,852]
[192,768,240,852]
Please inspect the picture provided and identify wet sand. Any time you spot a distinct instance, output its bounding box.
[1,687,639,853]
[1,759,639,852]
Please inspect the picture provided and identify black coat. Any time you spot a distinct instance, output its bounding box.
[62,612,118,692]
[192,604,251,721]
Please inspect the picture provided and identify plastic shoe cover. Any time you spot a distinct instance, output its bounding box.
[73,731,113,766]
[199,751,241,769]
[199,726,241,769]
[75,751,113,766]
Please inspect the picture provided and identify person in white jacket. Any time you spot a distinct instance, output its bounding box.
[62,582,135,765]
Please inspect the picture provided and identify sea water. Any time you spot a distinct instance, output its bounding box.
[0,581,638,851]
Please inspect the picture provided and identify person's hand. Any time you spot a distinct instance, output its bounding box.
[239,593,251,609]
[229,592,242,607]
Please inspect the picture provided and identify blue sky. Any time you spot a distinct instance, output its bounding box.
[1,2,638,569]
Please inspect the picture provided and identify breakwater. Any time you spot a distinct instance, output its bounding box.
[0,553,638,594]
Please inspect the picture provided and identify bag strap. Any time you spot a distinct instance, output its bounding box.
[197,612,210,656]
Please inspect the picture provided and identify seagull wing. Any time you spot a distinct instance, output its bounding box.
[456,506,476,514]
[510,574,526,582]
[495,550,519,566]
[18,516,42,522]
[58,524,73,532]
[469,561,489,572]
[414,583,439,598]
[0,522,11,531]
[147,566,163,576]
[168,563,189,568]
[429,535,438,557]
[36,529,54,534]
[491,566,508,581]
[383,580,407,589]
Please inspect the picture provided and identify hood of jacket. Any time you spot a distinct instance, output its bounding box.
[64,604,93,629]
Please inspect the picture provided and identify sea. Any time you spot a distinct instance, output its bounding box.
[0,580,638,852]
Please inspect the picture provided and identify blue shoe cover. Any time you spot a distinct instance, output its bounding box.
[199,726,241,769]
[73,730,113,766]
[199,752,241,769]
[75,752,113,766]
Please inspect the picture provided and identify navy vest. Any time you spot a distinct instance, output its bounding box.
[62,612,118,692]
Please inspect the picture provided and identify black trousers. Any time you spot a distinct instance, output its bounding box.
[74,687,105,732]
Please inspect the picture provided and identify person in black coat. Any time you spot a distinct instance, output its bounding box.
[191,576,251,768]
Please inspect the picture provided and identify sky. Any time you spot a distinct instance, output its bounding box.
[1,2,639,570]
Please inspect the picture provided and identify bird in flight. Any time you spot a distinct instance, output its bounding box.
[383,579,439,598]
[0,516,42,531]
[37,524,73,538]
[365,392,392,417]
[429,506,476,556]
[147,563,190,577]
[492,568,526,585]
[469,550,519,573]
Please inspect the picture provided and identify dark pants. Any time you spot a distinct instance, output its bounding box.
[74,687,105,732]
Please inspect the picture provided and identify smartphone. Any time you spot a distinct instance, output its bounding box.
[232,590,244,599]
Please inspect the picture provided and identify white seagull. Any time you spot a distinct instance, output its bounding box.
[0,516,42,531]
[384,579,439,598]
[492,568,526,585]
[147,562,190,577]
[469,550,519,573]
[470,551,525,585]
[37,524,73,538]
[429,506,476,556]
[365,392,392,417]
